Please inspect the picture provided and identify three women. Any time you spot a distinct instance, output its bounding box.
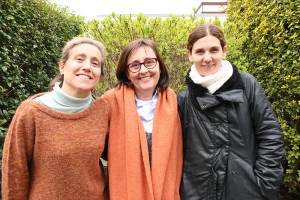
[2,24,285,200]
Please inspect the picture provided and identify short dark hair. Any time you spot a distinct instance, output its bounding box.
[187,24,226,52]
[116,39,169,91]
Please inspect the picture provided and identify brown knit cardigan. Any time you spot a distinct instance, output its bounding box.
[2,93,109,200]
[103,85,183,200]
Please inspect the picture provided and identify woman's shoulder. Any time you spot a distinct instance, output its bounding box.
[239,72,262,94]
[101,86,123,99]
[94,95,110,109]
[17,93,46,109]
[10,93,48,123]
[239,72,258,84]
[160,87,180,100]
[177,89,189,98]
[164,87,176,95]
[94,95,108,105]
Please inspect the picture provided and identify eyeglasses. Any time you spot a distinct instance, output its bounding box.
[127,58,158,73]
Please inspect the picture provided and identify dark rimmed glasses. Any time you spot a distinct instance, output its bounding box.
[127,58,158,73]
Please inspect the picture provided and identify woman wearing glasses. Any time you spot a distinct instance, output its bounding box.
[102,39,183,199]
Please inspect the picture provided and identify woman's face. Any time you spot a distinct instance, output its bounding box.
[188,35,227,76]
[127,46,160,100]
[59,43,102,98]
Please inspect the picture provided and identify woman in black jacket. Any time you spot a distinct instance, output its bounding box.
[178,24,284,200]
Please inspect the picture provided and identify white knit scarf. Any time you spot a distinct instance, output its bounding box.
[189,60,233,94]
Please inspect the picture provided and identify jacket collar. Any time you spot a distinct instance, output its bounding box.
[186,63,245,109]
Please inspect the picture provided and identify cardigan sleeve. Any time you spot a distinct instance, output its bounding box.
[2,100,35,200]
[241,72,285,200]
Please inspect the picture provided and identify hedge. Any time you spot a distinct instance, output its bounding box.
[226,0,300,192]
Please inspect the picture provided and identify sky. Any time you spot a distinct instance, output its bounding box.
[48,0,215,20]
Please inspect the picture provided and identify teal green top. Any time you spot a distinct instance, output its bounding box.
[34,83,94,113]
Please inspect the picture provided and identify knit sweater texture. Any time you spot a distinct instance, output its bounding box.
[102,85,183,200]
[2,93,110,200]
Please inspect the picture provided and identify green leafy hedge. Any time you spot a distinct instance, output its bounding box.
[0,0,84,173]
[226,0,300,192]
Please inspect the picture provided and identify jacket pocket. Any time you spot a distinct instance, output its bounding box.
[225,154,266,199]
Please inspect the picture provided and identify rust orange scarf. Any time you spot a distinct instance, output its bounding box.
[103,85,182,200]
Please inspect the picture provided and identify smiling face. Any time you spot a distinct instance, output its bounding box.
[188,35,227,77]
[127,46,160,100]
[59,43,102,98]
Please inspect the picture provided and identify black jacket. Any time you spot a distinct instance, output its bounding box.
[178,66,284,200]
